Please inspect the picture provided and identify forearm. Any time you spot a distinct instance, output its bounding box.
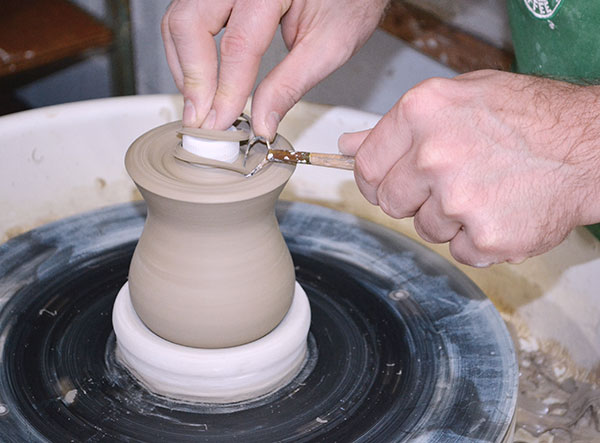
[556,84,600,226]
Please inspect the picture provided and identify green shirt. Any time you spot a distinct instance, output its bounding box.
[508,0,600,83]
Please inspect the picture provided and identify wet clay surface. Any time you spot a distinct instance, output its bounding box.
[0,201,516,441]
[125,122,296,348]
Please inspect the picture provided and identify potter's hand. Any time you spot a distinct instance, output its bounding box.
[162,0,388,139]
[339,70,600,267]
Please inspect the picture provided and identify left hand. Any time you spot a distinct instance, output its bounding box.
[162,0,388,138]
[339,70,600,267]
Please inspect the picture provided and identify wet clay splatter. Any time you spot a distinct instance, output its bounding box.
[515,340,600,442]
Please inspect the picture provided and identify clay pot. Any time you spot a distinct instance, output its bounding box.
[125,122,296,348]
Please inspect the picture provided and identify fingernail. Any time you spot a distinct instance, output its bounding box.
[201,109,216,129]
[265,111,281,139]
[183,100,196,126]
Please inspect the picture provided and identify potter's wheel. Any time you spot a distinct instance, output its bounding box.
[0,201,517,442]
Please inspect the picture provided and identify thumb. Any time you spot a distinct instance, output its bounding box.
[338,129,371,156]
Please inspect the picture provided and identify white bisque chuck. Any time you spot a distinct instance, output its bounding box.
[181,130,240,162]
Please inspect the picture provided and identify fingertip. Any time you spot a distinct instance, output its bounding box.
[251,82,293,141]
[338,133,353,155]
[338,129,370,155]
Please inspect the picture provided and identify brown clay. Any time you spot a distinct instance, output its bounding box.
[125,121,296,348]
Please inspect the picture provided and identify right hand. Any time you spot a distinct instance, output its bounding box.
[162,0,389,139]
[339,71,600,267]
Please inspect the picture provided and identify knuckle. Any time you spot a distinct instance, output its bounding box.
[415,141,445,172]
[398,88,421,120]
[220,30,250,59]
[440,198,462,219]
[167,10,193,37]
[470,225,500,253]
[400,77,450,120]
[439,179,480,218]
[181,69,205,88]
[456,69,493,81]
[417,77,448,95]
[440,190,468,218]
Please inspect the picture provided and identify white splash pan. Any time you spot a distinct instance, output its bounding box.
[0,95,599,380]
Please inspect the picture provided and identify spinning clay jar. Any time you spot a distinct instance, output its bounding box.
[125,121,296,348]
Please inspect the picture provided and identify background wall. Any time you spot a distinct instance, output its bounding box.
[15,0,511,116]
[14,0,113,107]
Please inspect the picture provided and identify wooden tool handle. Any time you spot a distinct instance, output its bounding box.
[308,153,355,170]
[267,149,355,170]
